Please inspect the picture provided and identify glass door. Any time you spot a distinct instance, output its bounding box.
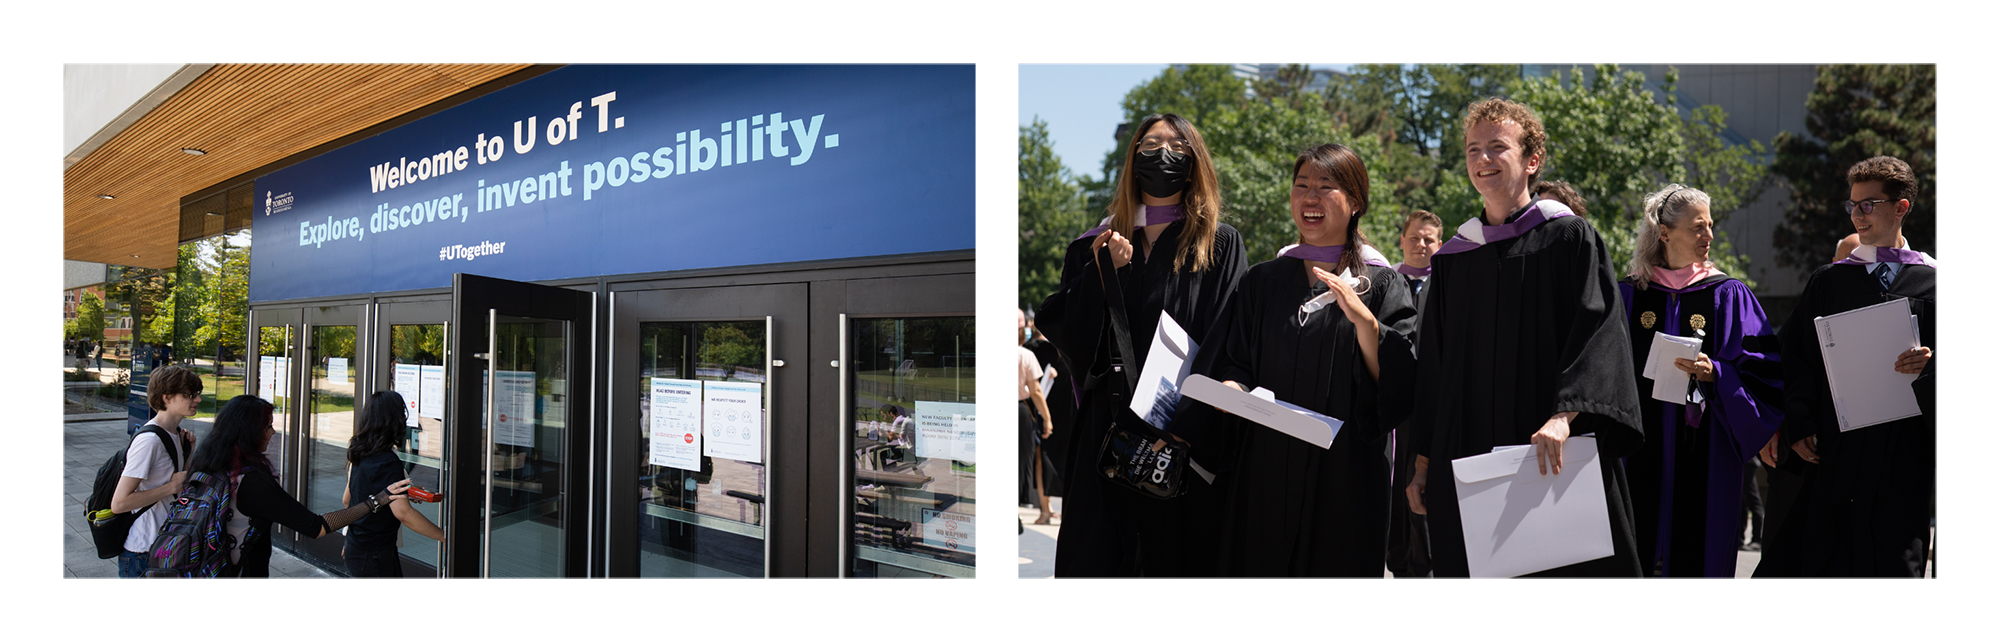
[293,304,365,569]
[833,273,976,578]
[608,283,807,577]
[449,275,593,577]
[374,298,451,577]
[248,308,301,484]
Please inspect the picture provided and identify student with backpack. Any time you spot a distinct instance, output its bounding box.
[105,365,201,578]
[341,390,445,577]
[169,395,408,577]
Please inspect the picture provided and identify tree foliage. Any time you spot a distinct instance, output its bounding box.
[72,291,106,342]
[1018,118,1092,311]
[1770,64,1935,270]
[1510,65,1768,284]
[1019,63,1781,300]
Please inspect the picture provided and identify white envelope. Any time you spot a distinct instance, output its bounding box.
[1813,297,1923,431]
[1128,311,1198,430]
[1181,374,1343,449]
[1452,436,1613,578]
[1641,332,1703,404]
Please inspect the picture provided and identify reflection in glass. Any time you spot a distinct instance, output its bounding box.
[636,321,767,578]
[306,325,357,516]
[256,326,291,481]
[485,316,566,577]
[389,324,447,572]
[850,317,975,578]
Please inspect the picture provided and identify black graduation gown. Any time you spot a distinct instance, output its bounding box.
[1755,262,1935,577]
[1409,211,1645,577]
[1183,257,1417,576]
[1038,220,1248,577]
[1387,271,1433,577]
[1024,335,1069,497]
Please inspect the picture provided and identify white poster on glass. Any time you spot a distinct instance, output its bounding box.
[393,364,421,427]
[701,381,762,463]
[273,357,289,400]
[915,401,977,462]
[920,509,974,554]
[329,357,349,385]
[418,365,445,420]
[487,370,536,448]
[258,356,277,402]
[649,379,703,471]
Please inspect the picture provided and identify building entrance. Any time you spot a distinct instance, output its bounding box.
[244,255,973,578]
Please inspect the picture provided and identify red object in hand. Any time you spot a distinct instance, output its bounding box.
[407,486,441,503]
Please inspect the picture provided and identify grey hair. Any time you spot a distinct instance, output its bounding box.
[1629,184,1713,289]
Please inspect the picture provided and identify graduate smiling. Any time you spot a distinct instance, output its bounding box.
[1403,99,1645,577]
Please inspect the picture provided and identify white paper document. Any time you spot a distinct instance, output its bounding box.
[1181,374,1343,449]
[701,381,764,463]
[393,364,421,428]
[649,378,703,471]
[1813,297,1923,431]
[1452,436,1613,578]
[915,401,978,463]
[418,365,445,419]
[1640,332,1703,404]
[1128,312,1199,430]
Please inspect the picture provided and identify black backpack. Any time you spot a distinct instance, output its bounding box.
[84,425,185,559]
[144,469,244,578]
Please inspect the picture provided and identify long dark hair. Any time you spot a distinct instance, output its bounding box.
[191,395,277,478]
[1107,113,1222,273]
[1293,143,1375,277]
[349,390,406,464]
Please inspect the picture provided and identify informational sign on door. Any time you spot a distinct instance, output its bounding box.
[258,356,277,402]
[418,365,445,420]
[914,401,976,462]
[920,509,974,553]
[329,357,349,385]
[701,381,763,463]
[273,357,289,401]
[649,378,703,471]
[393,364,421,427]
[487,370,537,447]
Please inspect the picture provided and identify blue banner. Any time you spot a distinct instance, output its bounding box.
[251,65,973,302]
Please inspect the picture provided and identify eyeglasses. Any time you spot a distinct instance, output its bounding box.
[1841,198,1896,215]
[1136,137,1193,157]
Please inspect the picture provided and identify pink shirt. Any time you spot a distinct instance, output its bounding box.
[992,344,1040,400]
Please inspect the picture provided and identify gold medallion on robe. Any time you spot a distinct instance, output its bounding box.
[1689,314,1707,332]
[1640,311,1657,329]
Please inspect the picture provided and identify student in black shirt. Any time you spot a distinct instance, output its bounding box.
[189,396,409,577]
[343,391,446,577]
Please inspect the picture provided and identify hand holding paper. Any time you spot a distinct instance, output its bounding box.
[1641,332,1703,404]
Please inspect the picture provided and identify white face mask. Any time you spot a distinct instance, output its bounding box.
[1297,268,1369,325]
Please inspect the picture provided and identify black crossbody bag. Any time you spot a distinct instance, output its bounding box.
[1091,245,1194,500]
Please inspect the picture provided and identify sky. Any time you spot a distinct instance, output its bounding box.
[1018,64,1349,181]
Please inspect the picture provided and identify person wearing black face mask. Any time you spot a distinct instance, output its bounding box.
[1037,113,1247,577]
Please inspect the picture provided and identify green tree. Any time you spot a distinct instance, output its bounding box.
[1323,64,1522,234]
[73,291,107,345]
[1770,64,1935,271]
[1019,118,1092,311]
[1510,65,1767,284]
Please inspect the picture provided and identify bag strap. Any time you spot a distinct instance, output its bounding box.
[134,425,187,472]
[1095,244,1142,395]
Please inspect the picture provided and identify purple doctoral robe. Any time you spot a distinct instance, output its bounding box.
[1618,274,1783,577]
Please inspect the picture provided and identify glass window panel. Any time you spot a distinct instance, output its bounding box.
[636,321,768,578]
[850,317,975,578]
[389,324,447,572]
[485,316,566,577]
[305,325,357,516]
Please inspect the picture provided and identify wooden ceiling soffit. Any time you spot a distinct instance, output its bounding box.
[65,63,536,270]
